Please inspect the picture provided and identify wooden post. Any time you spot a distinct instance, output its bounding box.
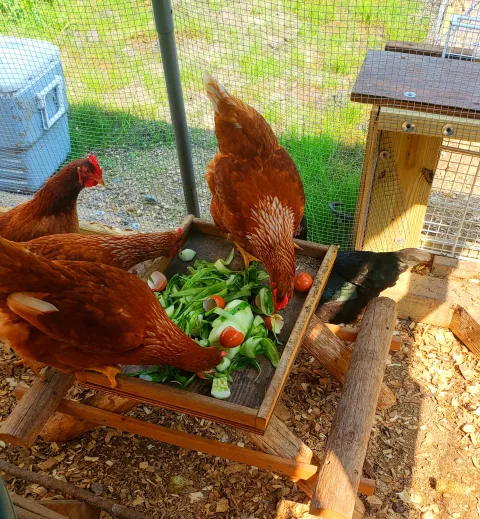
[0,368,75,447]
[310,297,397,518]
[303,315,396,410]
[246,415,367,519]
[360,130,442,251]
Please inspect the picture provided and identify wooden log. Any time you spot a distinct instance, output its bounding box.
[324,323,401,351]
[10,494,67,519]
[0,368,75,448]
[0,460,145,519]
[310,297,396,518]
[303,316,396,410]
[245,415,368,518]
[449,305,480,358]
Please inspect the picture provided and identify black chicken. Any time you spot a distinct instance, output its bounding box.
[294,217,431,323]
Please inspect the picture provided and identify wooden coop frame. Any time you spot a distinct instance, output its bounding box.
[0,216,402,519]
[352,42,480,254]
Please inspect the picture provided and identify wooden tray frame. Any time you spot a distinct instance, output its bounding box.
[75,216,338,434]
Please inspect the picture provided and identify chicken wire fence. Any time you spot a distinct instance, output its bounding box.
[0,0,479,257]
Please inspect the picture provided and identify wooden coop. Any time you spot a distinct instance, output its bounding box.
[352,42,480,257]
[0,215,404,519]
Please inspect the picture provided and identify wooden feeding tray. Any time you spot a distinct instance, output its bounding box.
[76,217,337,435]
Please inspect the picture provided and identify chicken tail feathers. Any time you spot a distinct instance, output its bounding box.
[0,236,71,293]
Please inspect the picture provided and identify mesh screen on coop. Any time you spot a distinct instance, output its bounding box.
[1,0,479,258]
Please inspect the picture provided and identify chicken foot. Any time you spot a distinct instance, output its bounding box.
[14,359,47,379]
[234,241,260,268]
[79,365,121,388]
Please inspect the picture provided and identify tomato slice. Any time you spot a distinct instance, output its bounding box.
[219,326,244,348]
[212,295,225,309]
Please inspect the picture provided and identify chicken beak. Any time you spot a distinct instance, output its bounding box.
[96,178,105,187]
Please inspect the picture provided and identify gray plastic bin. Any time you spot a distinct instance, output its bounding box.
[0,35,71,192]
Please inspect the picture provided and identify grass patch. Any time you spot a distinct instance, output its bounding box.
[1,0,431,246]
[69,102,176,155]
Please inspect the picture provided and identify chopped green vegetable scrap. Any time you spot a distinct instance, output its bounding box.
[130,250,281,399]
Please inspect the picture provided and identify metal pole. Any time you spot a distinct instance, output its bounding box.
[151,0,200,216]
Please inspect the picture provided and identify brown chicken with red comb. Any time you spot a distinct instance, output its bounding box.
[0,237,223,387]
[0,155,104,242]
[204,74,305,310]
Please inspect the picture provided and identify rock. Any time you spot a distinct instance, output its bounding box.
[421,511,435,519]
[91,482,103,495]
[144,194,158,204]
[366,495,383,509]
[462,423,475,433]
[392,500,407,513]
[167,475,188,494]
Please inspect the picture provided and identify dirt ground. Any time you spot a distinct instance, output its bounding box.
[1,316,479,519]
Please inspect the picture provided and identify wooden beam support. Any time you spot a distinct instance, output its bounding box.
[449,305,480,358]
[310,297,397,519]
[324,323,401,351]
[0,368,75,447]
[23,396,318,481]
[303,315,396,410]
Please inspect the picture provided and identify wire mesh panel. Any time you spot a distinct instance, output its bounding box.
[1,0,478,255]
[421,140,480,259]
[0,0,184,232]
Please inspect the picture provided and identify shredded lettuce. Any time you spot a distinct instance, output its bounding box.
[130,251,282,398]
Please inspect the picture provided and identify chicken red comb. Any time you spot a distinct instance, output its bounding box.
[88,154,101,172]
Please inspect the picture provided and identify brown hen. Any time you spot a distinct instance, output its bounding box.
[0,237,223,387]
[204,74,305,310]
[21,228,183,271]
[0,155,104,242]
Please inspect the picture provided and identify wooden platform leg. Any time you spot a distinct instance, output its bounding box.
[245,414,366,519]
[310,297,396,519]
[303,315,396,410]
[0,368,75,448]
